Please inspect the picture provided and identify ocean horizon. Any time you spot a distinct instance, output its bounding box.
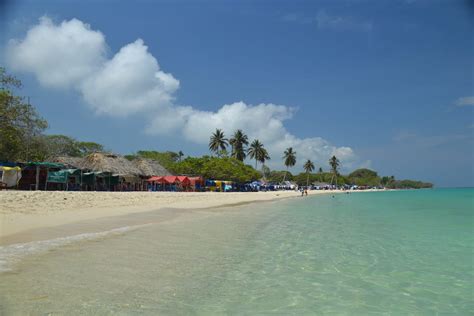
[1,188,473,314]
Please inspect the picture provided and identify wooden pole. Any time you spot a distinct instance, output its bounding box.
[44,168,49,190]
[35,165,39,191]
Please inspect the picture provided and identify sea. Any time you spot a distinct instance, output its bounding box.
[0,188,473,315]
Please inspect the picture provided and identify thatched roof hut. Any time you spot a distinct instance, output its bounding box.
[132,158,171,177]
[53,153,172,178]
[80,153,142,176]
[52,156,84,169]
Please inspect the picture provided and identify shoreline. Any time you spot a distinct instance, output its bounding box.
[0,189,382,245]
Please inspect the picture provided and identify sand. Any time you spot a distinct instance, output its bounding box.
[0,189,382,244]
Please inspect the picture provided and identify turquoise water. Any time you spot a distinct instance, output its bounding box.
[1,189,473,314]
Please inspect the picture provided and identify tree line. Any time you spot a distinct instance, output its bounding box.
[1,67,432,188]
[208,128,341,186]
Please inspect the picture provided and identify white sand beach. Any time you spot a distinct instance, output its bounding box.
[0,189,362,242]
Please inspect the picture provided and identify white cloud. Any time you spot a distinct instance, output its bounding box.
[81,39,179,116]
[146,102,357,170]
[7,16,179,116]
[7,16,359,171]
[7,17,106,88]
[454,96,474,107]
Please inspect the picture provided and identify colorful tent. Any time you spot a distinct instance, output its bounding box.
[176,176,191,185]
[147,175,192,185]
[147,176,165,183]
[0,166,22,187]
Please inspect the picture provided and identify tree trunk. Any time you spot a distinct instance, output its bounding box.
[306,172,309,187]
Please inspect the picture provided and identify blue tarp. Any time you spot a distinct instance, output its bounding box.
[0,162,18,167]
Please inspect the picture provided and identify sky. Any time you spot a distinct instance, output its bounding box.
[0,0,473,187]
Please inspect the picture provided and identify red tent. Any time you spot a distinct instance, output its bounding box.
[161,176,178,184]
[176,176,191,185]
[147,176,164,182]
[147,176,191,186]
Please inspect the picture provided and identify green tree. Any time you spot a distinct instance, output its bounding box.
[318,167,323,182]
[258,144,270,179]
[282,147,296,183]
[303,159,315,187]
[174,156,260,183]
[77,141,104,156]
[267,170,294,183]
[247,139,270,168]
[229,129,249,161]
[135,150,180,171]
[262,165,271,180]
[329,155,340,187]
[43,135,81,158]
[178,150,184,162]
[209,129,228,157]
[348,168,380,186]
[0,67,48,162]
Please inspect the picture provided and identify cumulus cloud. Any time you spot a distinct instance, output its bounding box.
[146,102,357,169]
[454,96,474,107]
[7,16,358,170]
[7,17,106,88]
[7,16,179,116]
[81,39,179,116]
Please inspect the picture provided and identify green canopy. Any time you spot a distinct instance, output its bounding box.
[27,162,64,168]
[81,172,119,186]
[47,169,80,183]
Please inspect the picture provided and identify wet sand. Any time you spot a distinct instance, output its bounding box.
[0,190,364,244]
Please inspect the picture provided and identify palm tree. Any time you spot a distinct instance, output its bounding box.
[209,129,228,157]
[178,150,184,162]
[303,159,315,187]
[248,139,270,170]
[282,147,296,183]
[258,147,270,176]
[318,167,323,182]
[329,155,340,188]
[229,129,249,161]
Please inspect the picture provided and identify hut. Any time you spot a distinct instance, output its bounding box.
[17,162,65,190]
[78,153,144,191]
[52,156,84,169]
[51,154,173,191]
[131,158,171,177]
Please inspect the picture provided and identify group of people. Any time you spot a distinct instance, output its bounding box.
[300,188,308,196]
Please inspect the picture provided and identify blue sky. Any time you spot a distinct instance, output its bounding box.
[1,0,473,187]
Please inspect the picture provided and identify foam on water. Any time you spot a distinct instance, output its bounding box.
[0,223,152,272]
